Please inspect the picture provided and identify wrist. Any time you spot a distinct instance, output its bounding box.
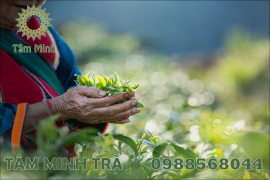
[48,97,68,121]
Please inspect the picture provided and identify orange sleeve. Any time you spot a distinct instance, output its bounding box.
[11,103,28,153]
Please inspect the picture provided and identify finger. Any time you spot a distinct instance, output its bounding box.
[113,119,130,124]
[92,99,137,115]
[91,92,129,107]
[107,107,140,122]
[129,90,135,96]
[128,91,135,99]
[130,94,135,99]
[77,86,107,98]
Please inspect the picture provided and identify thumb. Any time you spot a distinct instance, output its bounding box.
[77,86,107,98]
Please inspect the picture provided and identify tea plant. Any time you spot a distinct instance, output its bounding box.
[75,72,144,107]
[2,116,268,179]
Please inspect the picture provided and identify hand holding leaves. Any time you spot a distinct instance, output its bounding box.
[76,72,144,108]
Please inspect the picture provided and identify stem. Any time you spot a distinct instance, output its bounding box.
[134,153,137,169]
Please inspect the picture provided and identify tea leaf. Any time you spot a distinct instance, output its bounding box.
[54,130,96,151]
[89,79,95,87]
[123,79,132,86]
[120,80,124,86]
[131,84,139,90]
[141,140,155,150]
[103,75,110,84]
[149,137,156,145]
[170,142,196,160]
[92,73,96,84]
[113,134,137,154]
[114,72,119,87]
[77,76,84,86]
[85,72,91,80]
[95,83,102,89]
[142,146,147,151]
[110,78,114,85]
[81,76,89,86]
[97,75,106,89]
[142,133,146,140]
[153,142,169,158]
[156,136,162,140]
[112,92,123,95]
[243,170,251,179]
[136,102,144,107]
[124,85,135,92]
[237,131,269,171]
[147,130,154,138]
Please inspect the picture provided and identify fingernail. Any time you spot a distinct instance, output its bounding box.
[137,108,140,113]
[99,91,107,96]
[121,119,130,123]
[131,101,137,106]
[123,93,128,98]
[131,108,137,113]
[131,97,137,101]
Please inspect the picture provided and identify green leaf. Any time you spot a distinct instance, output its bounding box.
[103,75,110,84]
[124,88,131,95]
[156,136,162,140]
[92,73,96,84]
[153,142,169,158]
[136,102,144,107]
[113,134,137,154]
[142,133,146,141]
[237,131,269,171]
[74,143,82,156]
[138,158,153,169]
[123,79,132,86]
[149,137,156,145]
[141,140,155,150]
[120,80,124,86]
[110,78,114,85]
[112,92,123,96]
[131,84,139,90]
[77,76,84,85]
[54,131,95,151]
[142,146,147,151]
[124,85,135,92]
[81,76,90,86]
[84,72,91,80]
[170,142,196,160]
[114,72,119,87]
[97,75,106,89]
[147,130,154,138]
[89,79,95,87]
[95,83,102,89]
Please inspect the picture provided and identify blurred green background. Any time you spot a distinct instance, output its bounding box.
[54,21,269,178]
[58,21,269,141]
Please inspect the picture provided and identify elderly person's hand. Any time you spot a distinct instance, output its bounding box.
[50,86,140,124]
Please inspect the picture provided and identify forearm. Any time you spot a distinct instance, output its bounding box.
[22,98,64,134]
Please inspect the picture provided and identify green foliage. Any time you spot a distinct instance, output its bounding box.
[152,142,169,158]
[76,72,144,107]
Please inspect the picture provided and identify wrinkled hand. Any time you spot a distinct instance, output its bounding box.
[50,86,140,124]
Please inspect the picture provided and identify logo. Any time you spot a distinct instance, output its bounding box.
[16,5,52,41]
